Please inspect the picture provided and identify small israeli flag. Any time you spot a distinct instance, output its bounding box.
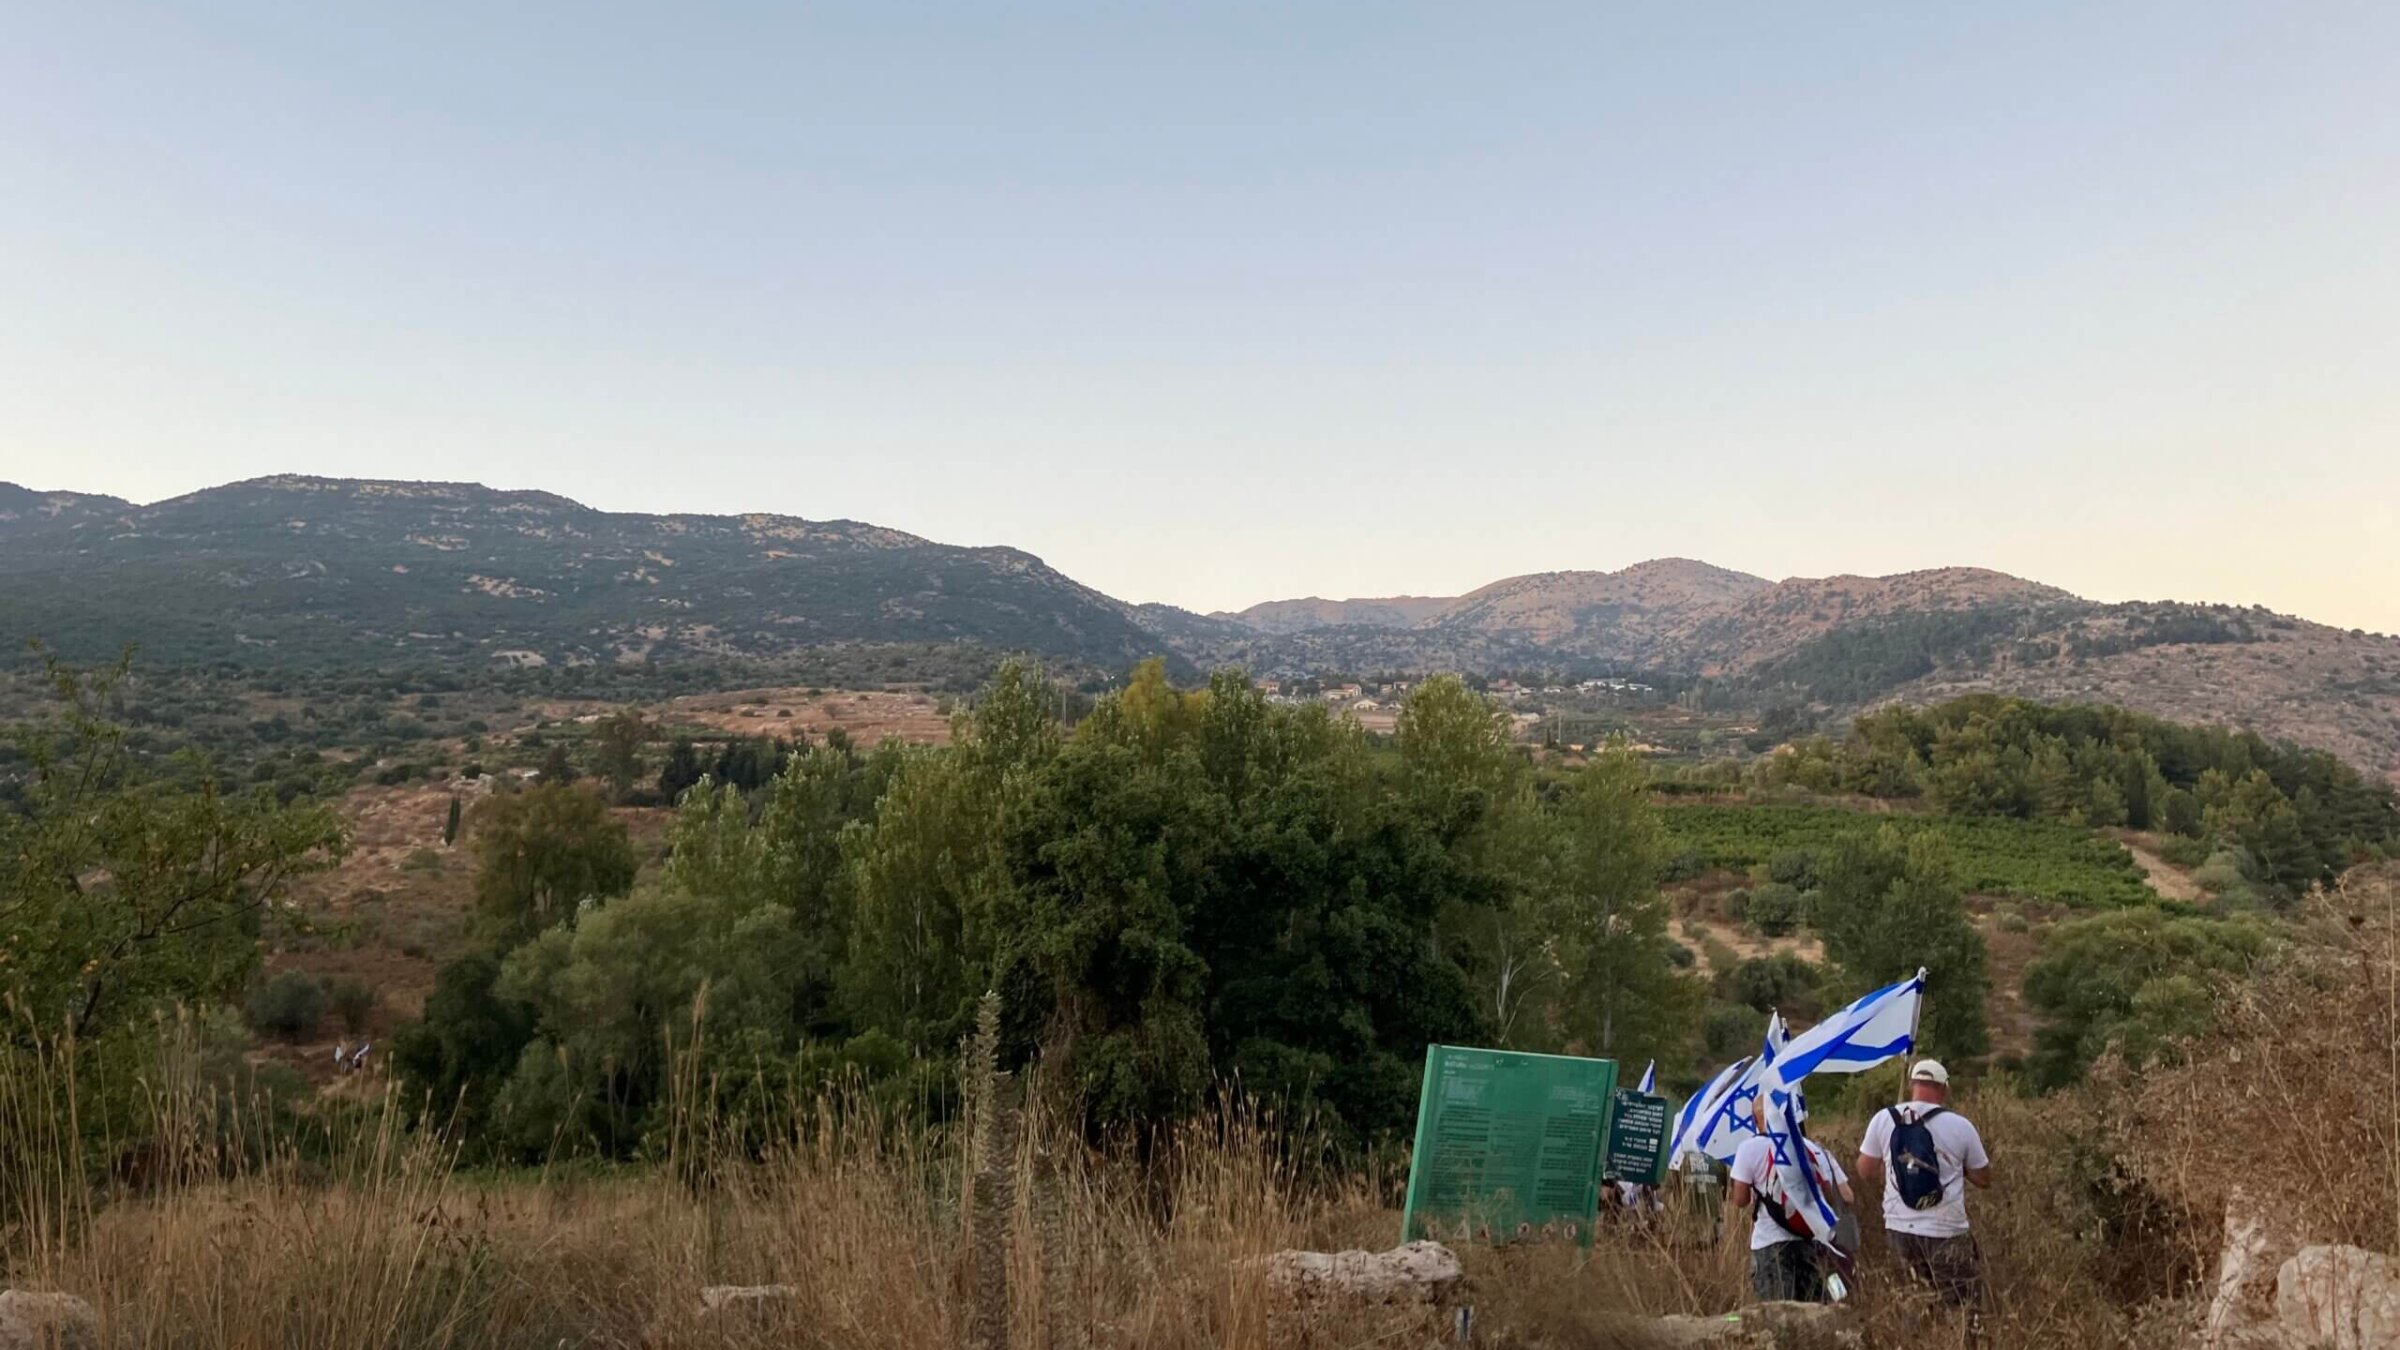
[1636,1060,1656,1095]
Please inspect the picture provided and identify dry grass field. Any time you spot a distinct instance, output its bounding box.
[11,864,2394,1350]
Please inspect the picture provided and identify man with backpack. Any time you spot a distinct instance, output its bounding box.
[1726,1098,1857,1302]
[1857,1060,1992,1315]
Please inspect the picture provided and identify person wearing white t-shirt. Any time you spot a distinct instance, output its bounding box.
[1857,1059,1992,1313]
[1726,1101,1856,1303]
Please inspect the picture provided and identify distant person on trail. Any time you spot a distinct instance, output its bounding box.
[349,1041,372,1072]
[1858,1060,1992,1319]
[1726,1098,1856,1303]
[334,1041,350,1072]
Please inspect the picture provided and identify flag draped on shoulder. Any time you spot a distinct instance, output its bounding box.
[1759,1087,1844,1248]
[1763,969,1925,1097]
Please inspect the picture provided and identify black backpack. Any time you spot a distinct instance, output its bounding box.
[1886,1105,1949,1211]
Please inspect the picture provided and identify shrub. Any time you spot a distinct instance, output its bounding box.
[1722,951,1826,1013]
[246,970,328,1041]
[2192,848,2252,896]
[1743,882,1803,937]
[1767,848,1818,890]
[1702,1002,1763,1060]
[326,975,378,1035]
[1659,850,1708,883]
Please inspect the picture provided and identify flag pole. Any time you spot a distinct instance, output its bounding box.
[1897,967,1928,1103]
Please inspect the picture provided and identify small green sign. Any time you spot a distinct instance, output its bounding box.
[1603,1089,1670,1186]
[1399,1044,1619,1247]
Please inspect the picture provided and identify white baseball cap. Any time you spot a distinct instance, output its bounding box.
[1909,1059,1950,1085]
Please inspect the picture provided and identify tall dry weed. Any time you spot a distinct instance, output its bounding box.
[11,873,2399,1350]
[2107,867,2400,1261]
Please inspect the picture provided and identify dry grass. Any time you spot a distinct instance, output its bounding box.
[10,872,2399,1350]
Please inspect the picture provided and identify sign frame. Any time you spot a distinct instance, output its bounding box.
[1399,1044,1620,1248]
[1603,1088,1670,1186]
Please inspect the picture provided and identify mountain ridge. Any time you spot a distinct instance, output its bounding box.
[5,475,2396,778]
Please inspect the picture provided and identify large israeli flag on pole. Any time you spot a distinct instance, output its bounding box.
[1666,1055,1748,1171]
[1763,969,1925,1098]
[1687,1012,1788,1165]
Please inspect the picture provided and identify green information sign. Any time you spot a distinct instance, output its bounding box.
[1399,1044,1619,1247]
[1603,1089,1670,1186]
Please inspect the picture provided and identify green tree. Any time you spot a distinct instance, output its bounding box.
[0,658,346,1038]
[1809,826,1990,1064]
[245,969,328,1040]
[1396,674,1521,812]
[657,737,706,802]
[496,881,816,1155]
[1717,954,1827,1021]
[841,748,1000,1045]
[470,783,636,944]
[1545,747,1699,1063]
[592,711,649,801]
[2205,769,2319,900]
[2022,909,2275,1087]
[1393,676,1547,1042]
[393,954,546,1146]
[994,669,1485,1140]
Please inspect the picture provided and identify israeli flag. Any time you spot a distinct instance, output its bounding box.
[1763,969,1925,1097]
[1687,1012,1788,1165]
[1758,1084,1843,1247]
[1667,1055,1749,1171]
[1636,1060,1656,1095]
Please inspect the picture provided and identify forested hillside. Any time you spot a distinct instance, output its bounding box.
[1762,695,2400,901]
[0,476,1172,674]
[8,473,2397,779]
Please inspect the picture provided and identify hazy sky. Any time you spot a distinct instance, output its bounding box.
[3,4,2395,631]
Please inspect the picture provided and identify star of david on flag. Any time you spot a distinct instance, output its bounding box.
[1756,1079,1843,1247]
[1685,1012,1787,1166]
[1666,1055,1749,1172]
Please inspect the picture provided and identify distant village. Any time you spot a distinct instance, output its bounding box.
[1252,674,1661,739]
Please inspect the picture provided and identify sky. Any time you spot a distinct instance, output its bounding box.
[2,4,2395,632]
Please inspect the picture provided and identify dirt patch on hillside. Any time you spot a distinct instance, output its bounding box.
[1671,916,1824,976]
[2113,832,2204,903]
[1668,875,1825,975]
[260,782,668,1086]
[657,687,953,745]
[1972,896,2067,1062]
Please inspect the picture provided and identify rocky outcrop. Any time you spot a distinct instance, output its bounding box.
[695,1284,799,1323]
[2192,1215,2400,1350]
[700,1277,801,1316]
[2205,1192,2301,1346]
[0,1291,99,1350]
[2274,1246,2400,1350]
[1259,1240,1466,1305]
